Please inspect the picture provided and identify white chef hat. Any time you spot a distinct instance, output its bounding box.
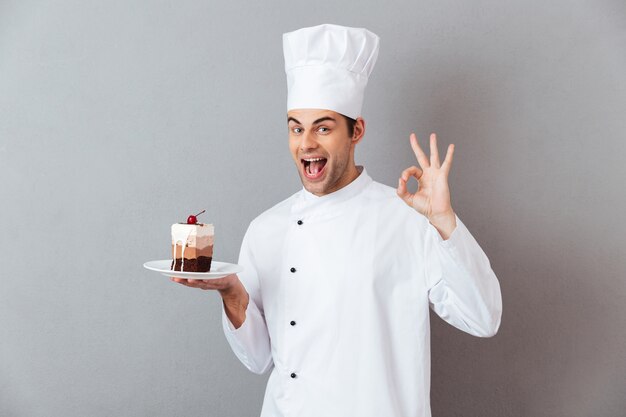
[282,23,380,119]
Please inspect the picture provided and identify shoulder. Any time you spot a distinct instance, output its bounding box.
[364,179,431,229]
[363,179,408,210]
[245,190,299,236]
[365,179,401,201]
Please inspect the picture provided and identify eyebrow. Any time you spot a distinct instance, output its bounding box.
[287,116,337,125]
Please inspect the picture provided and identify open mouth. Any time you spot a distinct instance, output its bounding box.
[301,157,328,180]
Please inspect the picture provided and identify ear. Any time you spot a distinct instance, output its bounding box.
[352,117,366,143]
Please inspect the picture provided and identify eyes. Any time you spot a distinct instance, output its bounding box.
[290,126,330,134]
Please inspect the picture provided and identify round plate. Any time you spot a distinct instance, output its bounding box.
[143,260,243,280]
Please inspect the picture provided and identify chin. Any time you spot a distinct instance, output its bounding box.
[300,178,326,195]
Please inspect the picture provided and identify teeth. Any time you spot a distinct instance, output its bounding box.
[303,157,325,162]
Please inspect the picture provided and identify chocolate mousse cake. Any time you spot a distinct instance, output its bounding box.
[171,222,214,272]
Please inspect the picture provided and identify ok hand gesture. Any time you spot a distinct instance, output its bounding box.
[396,133,457,239]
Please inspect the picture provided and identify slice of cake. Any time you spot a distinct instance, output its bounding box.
[171,220,214,272]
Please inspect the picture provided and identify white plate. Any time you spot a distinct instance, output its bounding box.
[143,260,243,280]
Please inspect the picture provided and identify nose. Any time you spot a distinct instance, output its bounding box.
[300,130,318,152]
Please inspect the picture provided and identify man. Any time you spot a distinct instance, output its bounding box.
[173,23,502,417]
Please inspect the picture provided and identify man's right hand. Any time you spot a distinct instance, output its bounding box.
[171,274,249,329]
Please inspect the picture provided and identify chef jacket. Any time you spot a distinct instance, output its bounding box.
[221,167,502,417]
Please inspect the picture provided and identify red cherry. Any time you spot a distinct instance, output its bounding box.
[186,210,205,225]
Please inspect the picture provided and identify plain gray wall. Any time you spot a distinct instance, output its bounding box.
[1,0,625,416]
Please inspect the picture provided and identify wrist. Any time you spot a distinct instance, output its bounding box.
[428,210,457,240]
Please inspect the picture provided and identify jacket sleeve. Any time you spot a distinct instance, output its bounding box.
[425,213,503,337]
[221,224,273,374]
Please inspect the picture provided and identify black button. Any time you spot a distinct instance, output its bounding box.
[297,220,303,225]
[290,267,296,273]
[290,321,296,326]
[290,372,297,378]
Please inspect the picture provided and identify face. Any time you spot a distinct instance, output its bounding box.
[288,109,364,196]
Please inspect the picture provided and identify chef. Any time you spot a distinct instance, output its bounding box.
[173,23,502,417]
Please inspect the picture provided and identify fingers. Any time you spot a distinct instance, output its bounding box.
[409,133,430,168]
[430,133,440,168]
[400,165,423,182]
[411,132,454,174]
[441,143,455,174]
[170,273,238,292]
[396,177,413,206]
[170,277,216,290]
[397,166,422,206]
[397,175,408,198]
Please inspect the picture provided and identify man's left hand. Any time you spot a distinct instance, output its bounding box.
[396,132,457,239]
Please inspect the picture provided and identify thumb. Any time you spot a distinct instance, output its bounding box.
[396,177,413,207]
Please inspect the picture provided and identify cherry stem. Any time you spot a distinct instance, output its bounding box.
[195,209,206,217]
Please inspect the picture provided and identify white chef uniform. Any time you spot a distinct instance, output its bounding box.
[221,166,502,417]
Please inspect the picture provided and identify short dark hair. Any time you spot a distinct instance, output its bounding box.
[343,115,357,137]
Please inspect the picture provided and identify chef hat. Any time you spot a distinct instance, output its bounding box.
[282,23,380,119]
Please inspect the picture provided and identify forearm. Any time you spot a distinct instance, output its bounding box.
[220,283,273,374]
[427,214,502,337]
[219,278,249,329]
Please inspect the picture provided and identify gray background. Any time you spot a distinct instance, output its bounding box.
[1,0,625,416]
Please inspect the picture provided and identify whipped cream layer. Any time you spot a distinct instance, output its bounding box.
[171,223,214,247]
